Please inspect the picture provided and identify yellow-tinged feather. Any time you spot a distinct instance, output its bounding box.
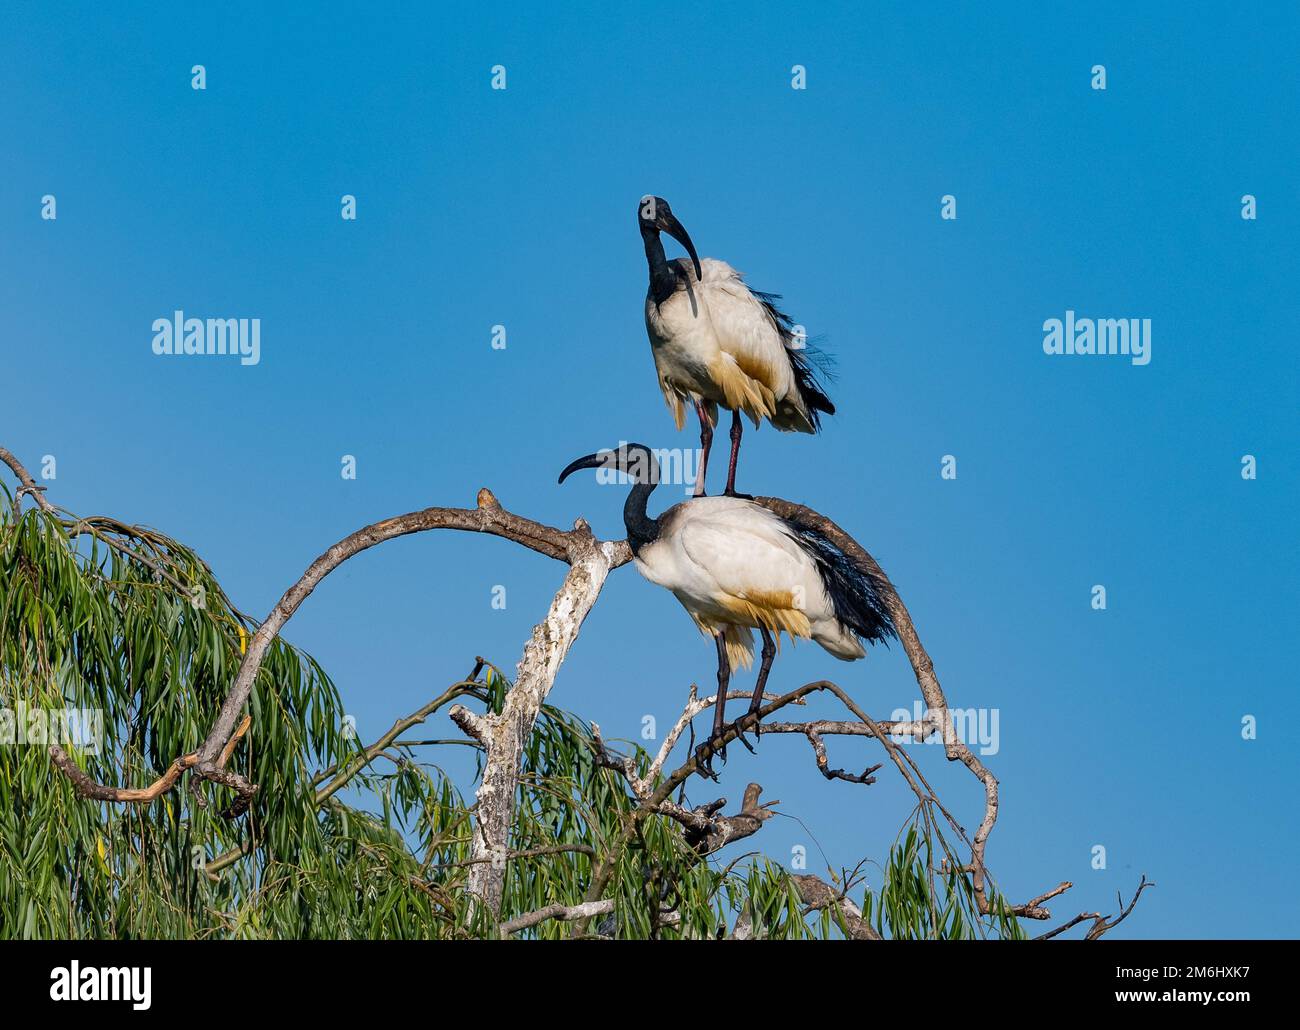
[728,349,783,399]
[708,354,775,426]
[687,590,813,670]
[719,623,755,670]
[665,390,686,431]
[687,616,756,670]
[660,380,687,430]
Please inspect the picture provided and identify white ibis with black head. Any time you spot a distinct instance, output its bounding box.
[559,442,895,772]
[638,195,835,498]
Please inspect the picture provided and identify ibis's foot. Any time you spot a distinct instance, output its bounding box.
[695,715,765,776]
[713,717,759,757]
[745,706,764,740]
[722,488,753,500]
[694,738,723,780]
[728,719,758,754]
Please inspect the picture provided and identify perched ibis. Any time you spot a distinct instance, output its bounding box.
[638,195,835,497]
[559,442,896,771]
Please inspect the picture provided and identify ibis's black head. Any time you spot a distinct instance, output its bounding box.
[558,442,661,553]
[558,442,660,486]
[637,195,702,283]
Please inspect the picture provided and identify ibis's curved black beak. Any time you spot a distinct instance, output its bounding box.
[659,212,702,282]
[558,451,609,484]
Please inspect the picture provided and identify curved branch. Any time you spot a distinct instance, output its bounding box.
[500,899,615,936]
[753,497,1007,917]
[47,485,631,809]
[0,445,54,515]
[48,714,253,804]
[195,489,626,767]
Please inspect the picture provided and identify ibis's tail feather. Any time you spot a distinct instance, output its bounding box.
[752,288,836,432]
[780,513,897,648]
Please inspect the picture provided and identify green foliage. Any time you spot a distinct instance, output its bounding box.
[0,486,360,938]
[0,485,1022,940]
[867,822,1025,940]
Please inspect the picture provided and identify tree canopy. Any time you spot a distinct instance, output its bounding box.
[0,457,1143,940]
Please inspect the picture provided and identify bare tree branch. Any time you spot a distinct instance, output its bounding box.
[47,713,253,804]
[1084,875,1155,940]
[1034,876,1155,940]
[455,521,623,917]
[591,688,804,796]
[672,782,776,855]
[426,844,596,870]
[0,446,54,516]
[499,899,616,935]
[45,483,630,819]
[793,873,882,940]
[314,662,484,803]
[194,490,625,770]
[1010,881,1074,920]
[802,727,882,785]
[753,497,1014,920]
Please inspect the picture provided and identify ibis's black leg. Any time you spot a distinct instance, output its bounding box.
[722,410,754,499]
[695,633,731,778]
[693,399,713,497]
[747,626,777,738]
[711,635,729,741]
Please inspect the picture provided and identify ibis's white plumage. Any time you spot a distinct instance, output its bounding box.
[645,258,819,435]
[634,495,867,670]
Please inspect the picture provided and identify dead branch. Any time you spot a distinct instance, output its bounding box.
[42,479,629,825]
[0,446,54,516]
[591,688,804,796]
[1010,880,1075,920]
[802,727,883,785]
[426,844,597,870]
[315,668,483,805]
[753,497,1012,920]
[576,679,868,921]
[499,898,616,936]
[1086,875,1155,939]
[793,873,882,940]
[194,490,626,771]
[1034,875,1154,941]
[47,712,253,804]
[762,717,940,742]
[673,783,776,855]
[578,675,1074,934]
[454,523,622,916]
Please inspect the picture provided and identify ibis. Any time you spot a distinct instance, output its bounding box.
[559,442,896,771]
[638,195,835,497]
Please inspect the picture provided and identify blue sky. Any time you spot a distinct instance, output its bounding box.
[2,2,1296,938]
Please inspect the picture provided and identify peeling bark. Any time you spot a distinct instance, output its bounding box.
[452,526,620,917]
